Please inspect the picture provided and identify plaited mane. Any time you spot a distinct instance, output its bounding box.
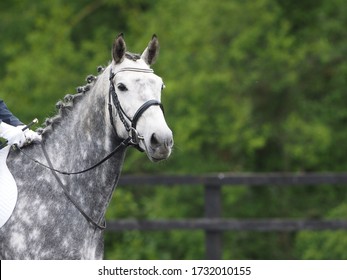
[38,52,141,137]
[37,66,105,137]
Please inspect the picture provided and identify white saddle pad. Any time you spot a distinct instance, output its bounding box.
[0,146,18,228]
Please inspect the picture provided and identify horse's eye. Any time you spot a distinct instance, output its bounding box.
[117,83,128,92]
[161,84,166,91]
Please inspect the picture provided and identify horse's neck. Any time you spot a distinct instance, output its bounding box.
[43,71,127,218]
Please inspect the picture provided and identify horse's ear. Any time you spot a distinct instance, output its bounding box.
[141,34,159,65]
[112,33,126,64]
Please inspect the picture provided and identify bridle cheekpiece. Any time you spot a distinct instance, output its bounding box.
[108,67,164,151]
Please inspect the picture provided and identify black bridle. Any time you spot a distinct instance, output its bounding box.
[16,66,165,230]
[108,67,164,151]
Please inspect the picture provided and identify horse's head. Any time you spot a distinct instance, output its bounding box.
[109,34,173,162]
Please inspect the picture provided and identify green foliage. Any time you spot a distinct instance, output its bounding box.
[296,203,347,259]
[2,0,347,259]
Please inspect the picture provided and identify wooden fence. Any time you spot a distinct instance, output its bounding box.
[107,173,347,259]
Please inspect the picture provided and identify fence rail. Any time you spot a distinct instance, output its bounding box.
[118,172,347,186]
[107,219,347,231]
[107,173,347,259]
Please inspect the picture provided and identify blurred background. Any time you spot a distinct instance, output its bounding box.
[1,0,347,259]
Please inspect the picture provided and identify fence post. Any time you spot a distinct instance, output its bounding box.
[204,184,222,259]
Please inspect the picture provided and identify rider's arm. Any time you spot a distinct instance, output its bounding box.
[0,99,23,126]
[0,99,41,147]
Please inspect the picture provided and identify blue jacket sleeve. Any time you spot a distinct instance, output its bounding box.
[0,99,23,126]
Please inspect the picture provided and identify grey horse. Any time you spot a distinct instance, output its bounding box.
[0,34,173,259]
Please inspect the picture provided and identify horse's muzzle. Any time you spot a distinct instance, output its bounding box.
[146,132,173,162]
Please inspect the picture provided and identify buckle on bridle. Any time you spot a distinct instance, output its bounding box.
[129,127,144,146]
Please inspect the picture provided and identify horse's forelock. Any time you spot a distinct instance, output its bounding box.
[125,52,141,61]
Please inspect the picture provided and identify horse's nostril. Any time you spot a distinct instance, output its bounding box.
[150,133,160,147]
[150,133,173,149]
[168,138,173,147]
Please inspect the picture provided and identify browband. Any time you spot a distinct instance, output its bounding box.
[110,67,154,78]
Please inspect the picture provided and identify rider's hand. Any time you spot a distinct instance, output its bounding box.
[0,122,26,147]
[17,126,42,144]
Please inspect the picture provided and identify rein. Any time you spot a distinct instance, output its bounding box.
[16,66,164,230]
[41,143,106,230]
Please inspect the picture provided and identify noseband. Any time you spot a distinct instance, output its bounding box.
[108,67,164,151]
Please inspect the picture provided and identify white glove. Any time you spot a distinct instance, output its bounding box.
[17,125,42,143]
[0,122,26,147]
